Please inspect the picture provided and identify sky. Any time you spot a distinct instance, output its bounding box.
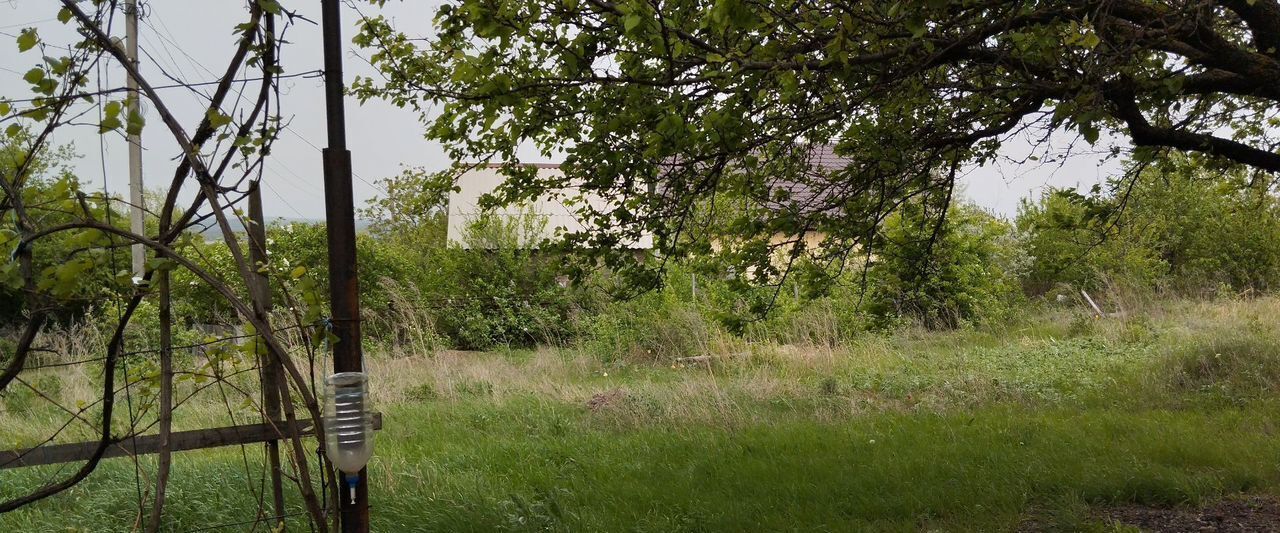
[1,0,1121,222]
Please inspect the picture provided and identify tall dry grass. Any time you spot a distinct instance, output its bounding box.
[9,295,1280,442]
[354,294,1280,426]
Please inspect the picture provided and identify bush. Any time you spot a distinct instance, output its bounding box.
[0,135,129,324]
[586,290,724,363]
[1016,155,1280,297]
[414,211,590,350]
[1015,190,1165,295]
[863,200,1025,329]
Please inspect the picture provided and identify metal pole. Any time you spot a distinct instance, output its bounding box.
[319,1,369,531]
[125,0,145,277]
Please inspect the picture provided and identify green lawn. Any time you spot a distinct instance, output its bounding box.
[4,298,1280,531]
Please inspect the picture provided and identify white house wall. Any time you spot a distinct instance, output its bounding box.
[446,165,653,249]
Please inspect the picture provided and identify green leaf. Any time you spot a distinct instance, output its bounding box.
[16,28,38,52]
[104,100,122,119]
[1080,31,1100,49]
[258,0,283,15]
[99,115,122,133]
[206,108,232,128]
[5,124,21,138]
[290,266,307,279]
[0,262,21,291]
[1080,123,1099,144]
[46,56,70,76]
[623,14,642,32]
[0,102,10,116]
[905,15,926,38]
[23,107,49,121]
[57,8,73,24]
[126,109,145,136]
[22,68,44,85]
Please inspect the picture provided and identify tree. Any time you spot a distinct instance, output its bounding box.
[864,197,1025,329]
[353,0,1280,287]
[0,131,126,323]
[360,166,454,245]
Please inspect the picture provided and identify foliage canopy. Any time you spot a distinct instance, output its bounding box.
[354,0,1280,286]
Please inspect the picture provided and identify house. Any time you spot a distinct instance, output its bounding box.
[446,163,654,249]
[445,145,851,253]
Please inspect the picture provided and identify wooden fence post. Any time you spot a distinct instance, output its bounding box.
[248,183,287,525]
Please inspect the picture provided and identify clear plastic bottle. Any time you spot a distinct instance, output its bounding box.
[325,372,373,501]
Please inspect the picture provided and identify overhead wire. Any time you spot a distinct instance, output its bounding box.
[0,71,323,105]
[0,17,58,30]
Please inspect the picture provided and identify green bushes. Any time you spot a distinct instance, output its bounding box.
[1016,155,1280,296]
[863,201,1026,329]
[52,153,1280,360]
[408,211,590,351]
[0,134,129,324]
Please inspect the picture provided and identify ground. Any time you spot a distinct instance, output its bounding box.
[1089,496,1280,532]
[2,298,1280,531]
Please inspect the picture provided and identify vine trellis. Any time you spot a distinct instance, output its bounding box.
[0,1,369,530]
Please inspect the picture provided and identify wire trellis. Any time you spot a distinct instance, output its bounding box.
[0,1,342,530]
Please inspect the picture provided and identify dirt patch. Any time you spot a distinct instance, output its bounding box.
[586,388,627,413]
[1096,496,1280,532]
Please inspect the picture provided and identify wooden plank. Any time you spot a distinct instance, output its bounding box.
[1080,289,1105,317]
[0,413,382,470]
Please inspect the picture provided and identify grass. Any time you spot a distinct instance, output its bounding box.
[4,297,1280,531]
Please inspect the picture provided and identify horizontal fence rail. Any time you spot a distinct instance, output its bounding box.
[0,413,383,470]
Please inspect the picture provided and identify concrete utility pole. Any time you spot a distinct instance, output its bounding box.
[125,0,144,277]
[319,1,370,531]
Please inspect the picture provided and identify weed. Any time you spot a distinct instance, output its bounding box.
[818,376,840,397]
[406,382,439,402]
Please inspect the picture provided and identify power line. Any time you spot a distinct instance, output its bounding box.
[283,123,387,194]
[0,18,57,30]
[0,71,323,104]
[142,17,217,79]
[261,178,309,219]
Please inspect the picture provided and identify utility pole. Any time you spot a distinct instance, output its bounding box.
[319,1,369,531]
[125,0,144,277]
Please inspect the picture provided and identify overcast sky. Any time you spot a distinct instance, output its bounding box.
[1,0,1121,221]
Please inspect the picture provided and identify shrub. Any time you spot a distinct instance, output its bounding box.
[415,210,590,350]
[1016,155,1280,297]
[863,200,1025,329]
[1015,190,1165,295]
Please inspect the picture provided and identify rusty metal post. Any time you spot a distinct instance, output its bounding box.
[319,0,369,531]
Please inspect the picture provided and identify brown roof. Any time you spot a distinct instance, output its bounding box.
[757,144,853,216]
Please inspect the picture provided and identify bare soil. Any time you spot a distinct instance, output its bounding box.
[1095,496,1280,532]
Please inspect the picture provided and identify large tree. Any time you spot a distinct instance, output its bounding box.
[354,0,1280,287]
